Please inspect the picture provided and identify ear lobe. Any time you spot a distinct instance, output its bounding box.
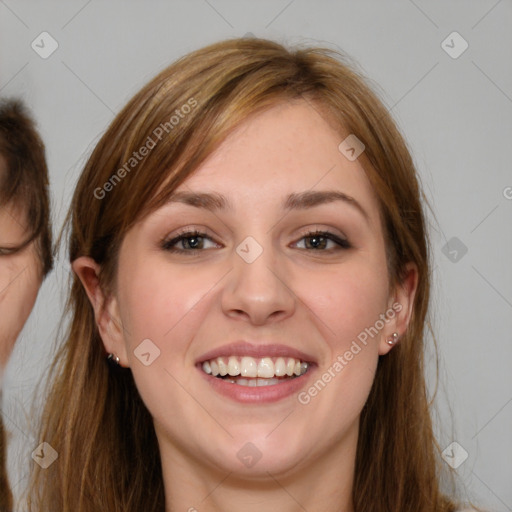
[71,256,129,366]
[379,262,419,355]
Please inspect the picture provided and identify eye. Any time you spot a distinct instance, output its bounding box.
[293,230,351,251]
[161,228,351,255]
[0,246,19,256]
[161,230,220,254]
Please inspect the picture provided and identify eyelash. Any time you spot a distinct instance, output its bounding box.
[0,247,18,256]
[161,229,351,255]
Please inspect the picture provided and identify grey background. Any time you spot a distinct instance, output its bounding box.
[1,1,511,510]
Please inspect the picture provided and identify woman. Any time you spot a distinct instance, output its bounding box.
[0,99,53,511]
[28,38,479,511]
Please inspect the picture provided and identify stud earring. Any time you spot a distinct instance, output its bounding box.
[107,353,120,365]
[386,332,399,345]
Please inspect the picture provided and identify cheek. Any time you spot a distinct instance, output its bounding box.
[0,258,41,364]
[0,258,16,293]
[296,259,389,348]
[292,257,389,420]
[116,261,218,436]
[118,259,214,357]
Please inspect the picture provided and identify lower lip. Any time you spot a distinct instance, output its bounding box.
[197,364,316,403]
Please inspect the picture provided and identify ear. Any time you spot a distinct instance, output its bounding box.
[71,256,129,367]
[378,262,419,355]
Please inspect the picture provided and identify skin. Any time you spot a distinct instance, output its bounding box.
[0,198,42,378]
[75,100,418,512]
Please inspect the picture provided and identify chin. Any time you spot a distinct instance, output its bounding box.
[203,426,309,477]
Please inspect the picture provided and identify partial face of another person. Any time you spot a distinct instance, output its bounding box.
[0,158,42,374]
[78,100,416,478]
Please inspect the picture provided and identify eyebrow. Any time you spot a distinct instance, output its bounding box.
[166,190,369,222]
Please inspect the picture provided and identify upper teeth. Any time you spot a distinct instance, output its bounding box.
[202,356,308,378]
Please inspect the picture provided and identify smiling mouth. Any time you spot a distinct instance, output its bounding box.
[200,355,310,387]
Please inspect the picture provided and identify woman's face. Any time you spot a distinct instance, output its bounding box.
[81,100,416,478]
[0,186,42,374]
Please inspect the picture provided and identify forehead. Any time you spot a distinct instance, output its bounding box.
[0,202,28,241]
[172,100,380,220]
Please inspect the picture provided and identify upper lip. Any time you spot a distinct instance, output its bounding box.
[196,341,317,364]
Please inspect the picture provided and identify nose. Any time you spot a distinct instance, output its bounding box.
[220,239,296,326]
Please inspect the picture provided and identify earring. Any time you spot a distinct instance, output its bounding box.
[107,353,120,365]
[386,332,399,345]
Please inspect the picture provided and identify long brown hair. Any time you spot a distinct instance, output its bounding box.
[28,37,467,511]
